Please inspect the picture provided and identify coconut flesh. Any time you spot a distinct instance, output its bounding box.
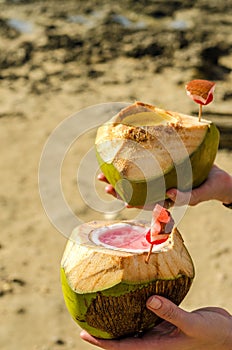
[95,101,219,206]
[61,220,194,339]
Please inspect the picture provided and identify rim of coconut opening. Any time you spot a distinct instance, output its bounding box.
[89,222,172,254]
[110,105,213,127]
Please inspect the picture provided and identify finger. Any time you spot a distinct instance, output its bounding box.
[146,296,194,334]
[105,184,118,198]
[166,189,198,206]
[166,189,189,205]
[80,330,144,350]
[97,173,109,183]
[80,330,111,349]
[98,173,122,199]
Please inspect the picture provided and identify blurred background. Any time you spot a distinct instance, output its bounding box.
[0,1,231,349]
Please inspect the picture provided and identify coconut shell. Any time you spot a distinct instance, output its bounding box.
[95,101,219,206]
[61,220,194,339]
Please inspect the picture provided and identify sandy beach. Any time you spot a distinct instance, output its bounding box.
[0,1,232,349]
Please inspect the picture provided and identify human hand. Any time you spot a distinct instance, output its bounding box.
[80,295,232,350]
[97,173,172,210]
[167,165,232,206]
[98,165,232,208]
[97,173,119,200]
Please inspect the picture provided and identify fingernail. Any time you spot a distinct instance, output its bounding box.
[105,185,112,193]
[167,190,176,199]
[147,296,162,310]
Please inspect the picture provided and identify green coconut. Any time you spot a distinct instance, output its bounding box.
[95,101,220,206]
[61,220,194,339]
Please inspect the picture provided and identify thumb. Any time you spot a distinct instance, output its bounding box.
[166,189,201,206]
[146,296,193,333]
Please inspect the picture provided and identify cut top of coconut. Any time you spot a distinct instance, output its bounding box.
[68,221,171,253]
[61,221,195,293]
[95,101,214,182]
[110,101,212,127]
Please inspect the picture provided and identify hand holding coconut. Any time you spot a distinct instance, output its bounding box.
[95,81,219,207]
[81,296,232,350]
[99,164,232,208]
[167,164,232,206]
[61,218,194,339]
[97,80,232,209]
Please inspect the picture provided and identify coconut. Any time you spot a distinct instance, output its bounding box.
[61,220,194,339]
[95,101,219,206]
